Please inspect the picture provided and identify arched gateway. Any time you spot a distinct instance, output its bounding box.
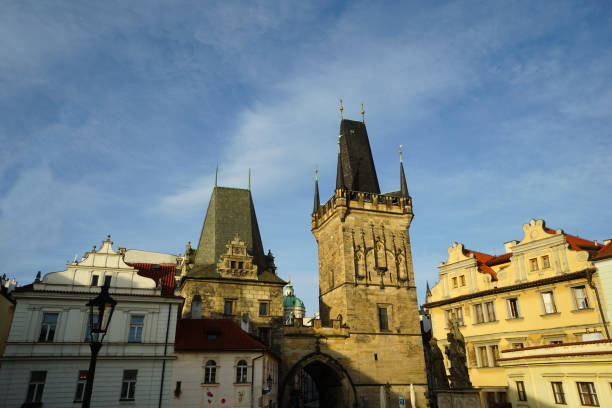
[280,352,357,408]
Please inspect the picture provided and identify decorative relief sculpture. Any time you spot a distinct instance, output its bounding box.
[444,319,472,389]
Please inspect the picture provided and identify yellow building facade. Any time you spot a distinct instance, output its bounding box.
[424,219,609,407]
[499,340,612,408]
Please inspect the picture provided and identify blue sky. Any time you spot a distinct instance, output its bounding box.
[1,0,611,314]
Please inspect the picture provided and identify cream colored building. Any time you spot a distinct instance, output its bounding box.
[424,219,609,407]
[0,276,16,357]
[498,339,612,407]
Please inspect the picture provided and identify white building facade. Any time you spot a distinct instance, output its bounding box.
[171,319,278,408]
[0,236,183,408]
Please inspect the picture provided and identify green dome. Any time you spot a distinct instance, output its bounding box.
[283,295,304,308]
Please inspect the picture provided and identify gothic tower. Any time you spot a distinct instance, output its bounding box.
[310,118,426,406]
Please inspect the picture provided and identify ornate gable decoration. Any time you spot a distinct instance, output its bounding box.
[443,242,473,265]
[217,234,258,280]
[519,218,561,244]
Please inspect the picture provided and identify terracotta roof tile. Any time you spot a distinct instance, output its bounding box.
[594,241,612,261]
[463,249,498,281]
[126,262,176,296]
[174,319,267,351]
[543,227,602,252]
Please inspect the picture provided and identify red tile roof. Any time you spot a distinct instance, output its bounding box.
[594,241,612,261]
[126,263,176,296]
[174,319,268,351]
[463,249,498,281]
[543,227,602,252]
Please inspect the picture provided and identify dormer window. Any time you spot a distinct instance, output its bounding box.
[206,330,220,340]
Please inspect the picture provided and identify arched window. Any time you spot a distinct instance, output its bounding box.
[236,360,248,383]
[191,295,202,319]
[204,360,216,384]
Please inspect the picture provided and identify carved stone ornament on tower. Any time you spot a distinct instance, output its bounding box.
[216,233,258,279]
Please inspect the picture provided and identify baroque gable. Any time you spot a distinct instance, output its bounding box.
[216,234,258,280]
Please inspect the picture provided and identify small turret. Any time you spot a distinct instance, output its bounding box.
[313,167,320,213]
[399,145,409,197]
[335,134,345,191]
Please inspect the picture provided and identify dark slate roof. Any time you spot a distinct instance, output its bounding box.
[191,187,266,276]
[338,119,380,193]
[174,319,268,351]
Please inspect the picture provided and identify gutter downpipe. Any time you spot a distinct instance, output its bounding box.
[251,353,265,408]
[159,302,172,408]
[587,269,610,339]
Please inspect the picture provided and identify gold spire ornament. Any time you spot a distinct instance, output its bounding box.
[361,102,365,123]
[315,164,319,180]
[339,98,344,120]
[399,144,403,163]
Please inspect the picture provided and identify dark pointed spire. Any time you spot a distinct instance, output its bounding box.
[399,145,409,197]
[313,166,320,213]
[336,134,345,190]
[426,280,432,298]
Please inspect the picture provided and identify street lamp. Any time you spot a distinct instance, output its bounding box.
[82,280,116,408]
[263,374,273,395]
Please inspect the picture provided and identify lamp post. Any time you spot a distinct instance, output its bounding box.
[82,281,116,408]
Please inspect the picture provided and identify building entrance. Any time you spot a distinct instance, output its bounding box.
[280,352,357,408]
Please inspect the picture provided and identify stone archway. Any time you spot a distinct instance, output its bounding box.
[280,352,357,408]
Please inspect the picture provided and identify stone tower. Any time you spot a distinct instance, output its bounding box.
[277,118,427,407]
[313,119,417,330]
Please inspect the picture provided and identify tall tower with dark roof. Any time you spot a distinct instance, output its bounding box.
[309,117,427,406]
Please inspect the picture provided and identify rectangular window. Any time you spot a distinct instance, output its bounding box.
[103,275,112,287]
[231,260,236,269]
[259,302,269,316]
[530,258,539,271]
[474,304,485,324]
[224,300,234,315]
[478,346,489,367]
[490,345,500,366]
[120,370,138,401]
[91,275,99,286]
[459,275,466,286]
[572,286,590,310]
[577,382,599,406]
[128,315,144,343]
[445,307,464,326]
[74,371,88,402]
[551,381,566,405]
[507,298,520,319]
[516,380,527,401]
[378,307,389,331]
[258,327,271,346]
[39,313,58,342]
[542,291,557,314]
[25,371,47,403]
[485,301,496,321]
[542,255,551,269]
[452,277,458,288]
[238,261,244,269]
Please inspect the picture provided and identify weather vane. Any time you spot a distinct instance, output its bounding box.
[315,164,319,180]
[361,102,365,123]
[399,144,403,163]
[339,98,344,120]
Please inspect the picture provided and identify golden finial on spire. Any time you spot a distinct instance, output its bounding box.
[339,98,344,120]
[361,102,365,123]
[399,144,403,163]
[315,164,319,181]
